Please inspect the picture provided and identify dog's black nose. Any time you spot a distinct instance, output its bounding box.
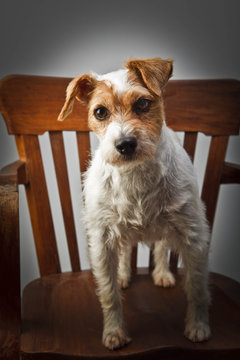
[115,136,137,156]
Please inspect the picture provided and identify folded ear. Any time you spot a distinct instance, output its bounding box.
[58,74,96,121]
[125,57,173,96]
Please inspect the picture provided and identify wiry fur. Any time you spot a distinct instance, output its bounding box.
[58,57,211,350]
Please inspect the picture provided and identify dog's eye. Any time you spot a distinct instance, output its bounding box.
[94,106,110,120]
[133,98,152,114]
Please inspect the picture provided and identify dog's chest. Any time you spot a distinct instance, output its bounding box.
[105,165,163,231]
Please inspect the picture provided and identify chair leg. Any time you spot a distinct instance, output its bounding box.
[0,184,21,359]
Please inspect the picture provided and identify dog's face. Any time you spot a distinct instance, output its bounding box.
[58,58,173,166]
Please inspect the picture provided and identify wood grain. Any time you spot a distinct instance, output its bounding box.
[0,180,20,359]
[15,135,26,161]
[169,252,179,274]
[183,132,198,162]
[1,74,240,360]
[201,136,229,228]
[0,75,89,134]
[76,131,91,175]
[22,135,61,276]
[21,270,240,359]
[0,76,239,136]
[49,131,81,272]
[0,160,28,186]
[164,79,240,135]
[149,247,154,270]
[220,162,240,184]
[131,246,137,273]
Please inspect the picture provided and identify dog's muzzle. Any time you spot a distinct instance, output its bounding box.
[115,136,137,156]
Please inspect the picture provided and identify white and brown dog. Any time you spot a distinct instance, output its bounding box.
[58,58,211,350]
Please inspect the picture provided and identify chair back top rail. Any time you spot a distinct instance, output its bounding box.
[0,75,239,136]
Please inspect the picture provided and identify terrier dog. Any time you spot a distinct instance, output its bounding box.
[58,58,211,350]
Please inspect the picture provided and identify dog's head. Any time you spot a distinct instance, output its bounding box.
[58,57,173,166]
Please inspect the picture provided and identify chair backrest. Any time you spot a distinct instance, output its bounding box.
[0,75,239,276]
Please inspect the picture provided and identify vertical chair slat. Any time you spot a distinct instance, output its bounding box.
[22,135,61,276]
[169,252,179,273]
[76,132,91,175]
[49,131,81,272]
[131,246,137,273]
[183,131,198,162]
[149,248,154,270]
[15,134,26,161]
[201,135,229,229]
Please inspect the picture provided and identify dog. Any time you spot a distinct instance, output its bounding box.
[58,57,211,350]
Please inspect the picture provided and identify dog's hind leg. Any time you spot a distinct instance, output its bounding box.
[118,244,132,289]
[152,239,176,287]
[182,240,211,342]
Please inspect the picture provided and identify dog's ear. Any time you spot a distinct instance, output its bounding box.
[58,74,96,121]
[125,57,173,96]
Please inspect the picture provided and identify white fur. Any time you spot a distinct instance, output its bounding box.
[96,69,130,95]
[82,69,211,350]
[84,123,208,247]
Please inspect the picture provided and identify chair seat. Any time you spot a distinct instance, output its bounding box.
[21,269,240,360]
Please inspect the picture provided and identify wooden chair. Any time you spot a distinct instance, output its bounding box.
[0,75,240,360]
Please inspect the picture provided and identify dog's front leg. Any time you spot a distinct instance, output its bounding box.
[182,243,211,342]
[118,244,132,289]
[88,239,131,350]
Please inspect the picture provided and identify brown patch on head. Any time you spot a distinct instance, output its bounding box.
[87,68,166,155]
[90,79,165,166]
[87,81,119,136]
[125,57,173,96]
[118,95,164,164]
[122,93,163,141]
[87,79,163,140]
[58,57,173,167]
[120,87,153,111]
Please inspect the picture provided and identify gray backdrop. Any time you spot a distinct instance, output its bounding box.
[0,0,239,290]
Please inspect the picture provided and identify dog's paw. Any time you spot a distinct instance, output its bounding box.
[118,277,131,289]
[184,322,211,342]
[103,327,132,350]
[152,270,176,288]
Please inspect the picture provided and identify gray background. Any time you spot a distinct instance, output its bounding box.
[0,0,239,290]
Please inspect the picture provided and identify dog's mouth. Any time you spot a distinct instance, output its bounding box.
[106,141,157,167]
[120,153,137,163]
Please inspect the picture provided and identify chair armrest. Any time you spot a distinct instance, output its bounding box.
[220,161,240,184]
[0,160,28,187]
[0,161,23,359]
